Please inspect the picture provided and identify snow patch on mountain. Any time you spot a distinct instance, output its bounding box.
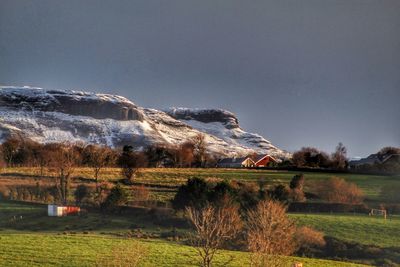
[0,86,290,159]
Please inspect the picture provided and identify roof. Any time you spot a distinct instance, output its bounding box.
[218,157,251,164]
[254,154,277,164]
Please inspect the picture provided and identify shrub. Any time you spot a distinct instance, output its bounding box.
[312,177,363,204]
[102,184,129,211]
[245,200,296,267]
[208,180,236,204]
[172,177,210,211]
[269,184,290,202]
[290,174,306,202]
[295,226,326,255]
[290,174,305,190]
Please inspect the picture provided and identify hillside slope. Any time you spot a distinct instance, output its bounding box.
[0,86,289,158]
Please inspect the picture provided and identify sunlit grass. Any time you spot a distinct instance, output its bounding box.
[0,233,369,267]
[2,167,399,203]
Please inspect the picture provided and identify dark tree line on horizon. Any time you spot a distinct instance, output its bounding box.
[0,136,398,173]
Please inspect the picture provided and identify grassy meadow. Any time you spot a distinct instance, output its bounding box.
[0,233,369,267]
[1,167,399,203]
[0,167,399,266]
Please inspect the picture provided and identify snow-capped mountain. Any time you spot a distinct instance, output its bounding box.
[0,86,290,159]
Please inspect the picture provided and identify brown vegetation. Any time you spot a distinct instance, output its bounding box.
[245,200,296,267]
[311,177,363,204]
[295,226,326,254]
[186,199,242,267]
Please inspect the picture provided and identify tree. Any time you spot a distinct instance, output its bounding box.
[84,145,116,189]
[1,137,21,166]
[118,145,147,183]
[245,200,296,267]
[192,133,207,167]
[331,142,347,170]
[178,141,195,167]
[145,145,175,167]
[47,143,79,205]
[186,200,242,267]
[292,147,331,168]
[32,144,50,176]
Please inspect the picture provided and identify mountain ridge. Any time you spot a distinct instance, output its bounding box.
[0,86,290,159]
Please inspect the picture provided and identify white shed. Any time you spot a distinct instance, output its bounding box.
[48,204,65,217]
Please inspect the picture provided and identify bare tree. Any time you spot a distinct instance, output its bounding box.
[84,145,116,190]
[192,133,207,167]
[245,200,296,267]
[331,142,347,170]
[47,143,79,205]
[186,200,242,267]
[1,137,21,167]
[179,141,195,167]
[118,146,147,183]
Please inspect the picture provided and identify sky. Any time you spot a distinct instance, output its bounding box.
[0,0,399,157]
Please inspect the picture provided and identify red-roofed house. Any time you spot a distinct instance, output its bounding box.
[254,154,277,167]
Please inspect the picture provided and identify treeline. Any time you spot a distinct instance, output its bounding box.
[0,134,217,169]
[287,144,400,174]
[287,142,348,170]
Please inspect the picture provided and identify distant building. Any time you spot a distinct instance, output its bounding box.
[254,154,278,167]
[48,205,80,217]
[216,157,255,168]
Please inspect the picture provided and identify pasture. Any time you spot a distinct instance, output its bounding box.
[0,233,369,267]
[1,167,399,203]
[0,167,399,266]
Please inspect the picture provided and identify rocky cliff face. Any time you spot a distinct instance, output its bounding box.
[166,108,239,129]
[0,86,143,121]
[0,86,290,159]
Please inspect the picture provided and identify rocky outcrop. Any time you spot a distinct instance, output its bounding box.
[0,86,143,121]
[166,108,239,129]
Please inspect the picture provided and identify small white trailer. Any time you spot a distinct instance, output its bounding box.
[48,204,64,217]
[48,204,81,216]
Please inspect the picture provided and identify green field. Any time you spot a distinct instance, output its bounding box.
[3,167,399,203]
[290,213,400,248]
[1,168,399,266]
[1,201,398,266]
[0,233,369,267]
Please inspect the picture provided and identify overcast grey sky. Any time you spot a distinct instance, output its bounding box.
[0,0,399,157]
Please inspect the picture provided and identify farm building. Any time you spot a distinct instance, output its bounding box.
[216,157,255,168]
[48,205,80,217]
[254,154,278,167]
